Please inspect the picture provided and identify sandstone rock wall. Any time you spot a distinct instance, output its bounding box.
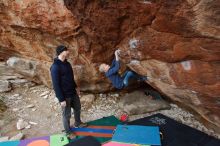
[63,0,220,132]
[0,0,110,91]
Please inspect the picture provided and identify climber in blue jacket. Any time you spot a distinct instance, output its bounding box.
[99,50,147,89]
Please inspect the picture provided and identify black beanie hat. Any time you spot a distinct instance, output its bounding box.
[56,45,67,56]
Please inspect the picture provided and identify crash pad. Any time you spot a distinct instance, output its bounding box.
[0,134,69,146]
[71,127,113,134]
[18,136,50,146]
[72,116,122,143]
[112,125,161,145]
[87,116,121,126]
[65,136,101,146]
[0,141,19,146]
[103,141,147,146]
[128,113,220,146]
[50,134,69,146]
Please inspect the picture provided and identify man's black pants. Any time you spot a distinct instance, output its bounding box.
[61,94,81,134]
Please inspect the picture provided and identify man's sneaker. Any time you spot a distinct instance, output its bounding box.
[75,122,88,128]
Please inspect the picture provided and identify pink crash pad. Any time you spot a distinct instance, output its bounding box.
[102,141,140,146]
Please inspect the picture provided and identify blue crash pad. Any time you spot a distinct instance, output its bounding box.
[0,141,20,146]
[112,125,161,145]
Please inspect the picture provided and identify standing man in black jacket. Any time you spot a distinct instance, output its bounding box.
[50,45,86,138]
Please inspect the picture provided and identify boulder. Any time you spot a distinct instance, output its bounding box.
[10,133,24,141]
[0,80,11,93]
[119,90,170,115]
[0,136,9,142]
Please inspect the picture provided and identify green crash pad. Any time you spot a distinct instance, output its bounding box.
[50,134,69,146]
[87,116,121,126]
[73,116,122,144]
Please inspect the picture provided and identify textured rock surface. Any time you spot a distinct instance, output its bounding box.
[64,0,220,132]
[0,80,11,93]
[119,90,170,115]
[6,57,49,86]
[0,0,220,133]
[0,0,107,91]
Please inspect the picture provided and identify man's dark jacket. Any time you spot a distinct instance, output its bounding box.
[50,58,77,102]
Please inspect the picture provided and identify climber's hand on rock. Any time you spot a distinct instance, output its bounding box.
[115,50,120,61]
[115,50,119,56]
[115,49,121,57]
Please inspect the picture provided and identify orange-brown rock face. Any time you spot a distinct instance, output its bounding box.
[0,0,78,85]
[0,0,220,132]
[0,0,111,91]
[63,0,220,132]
